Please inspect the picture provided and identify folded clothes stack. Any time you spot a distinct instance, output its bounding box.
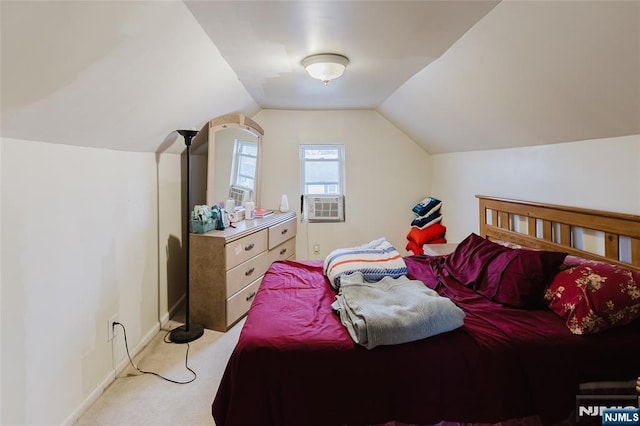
[406,196,447,255]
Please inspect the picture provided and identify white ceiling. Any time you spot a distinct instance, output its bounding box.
[1,1,638,155]
[184,0,499,110]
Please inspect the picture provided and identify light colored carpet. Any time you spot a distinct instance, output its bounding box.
[74,317,244,426]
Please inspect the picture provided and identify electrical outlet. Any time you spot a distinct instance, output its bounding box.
[313,244,320,254]
[107,314,118,341]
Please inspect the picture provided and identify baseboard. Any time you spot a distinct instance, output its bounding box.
[160,294,185,327]
[61,320,162,426]
[114,322,161,376]
[160,310,171,327]
[61,368,116,426]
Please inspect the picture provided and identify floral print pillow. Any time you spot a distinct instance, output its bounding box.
[544,260,640,334]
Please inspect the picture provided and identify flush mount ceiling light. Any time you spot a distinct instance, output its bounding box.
[301,53,350,85]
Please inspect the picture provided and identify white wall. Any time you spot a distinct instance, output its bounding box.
[254,109,431,259]
[429,135,640,243]
[157,151,185,323]
[0,138,182,425]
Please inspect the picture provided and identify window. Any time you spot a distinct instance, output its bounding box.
[300,144,345,195]
[231,139,258,190]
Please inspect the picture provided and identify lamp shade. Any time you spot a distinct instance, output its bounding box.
[301,54,349,85]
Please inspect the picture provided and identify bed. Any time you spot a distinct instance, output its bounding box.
[212,195,640,426]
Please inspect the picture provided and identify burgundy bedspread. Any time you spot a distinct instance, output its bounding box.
[212,257,640,426]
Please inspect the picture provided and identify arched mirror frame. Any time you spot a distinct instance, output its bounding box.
[206,113,264,208]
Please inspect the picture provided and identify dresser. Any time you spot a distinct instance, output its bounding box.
[190,211,297,331]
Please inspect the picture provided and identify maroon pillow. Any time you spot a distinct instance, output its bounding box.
[544,260,640,334]
[477,248,567,308]
[444,233,512,286]
[445,233,567,308]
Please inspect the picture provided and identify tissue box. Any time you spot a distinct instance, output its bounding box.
[190,219,215,234]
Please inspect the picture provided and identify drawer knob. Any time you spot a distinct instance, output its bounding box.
[281,228,288,235]
[245,267,255,276]
[244,243,255,251]
[279,248,287,255]
[246,291,256,302]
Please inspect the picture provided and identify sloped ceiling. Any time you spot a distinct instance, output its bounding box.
[379,0,640,153]
[1,1,639,155]
[0,1,259,153]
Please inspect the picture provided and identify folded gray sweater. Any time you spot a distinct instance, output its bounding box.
[331,272,465,349]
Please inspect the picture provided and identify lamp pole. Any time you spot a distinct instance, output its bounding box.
[170,129,204,343]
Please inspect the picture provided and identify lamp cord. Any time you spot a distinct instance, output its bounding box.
[114,322,197,384]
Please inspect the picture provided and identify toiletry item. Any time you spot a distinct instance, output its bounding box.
[225,198,236,212]
[279,194,290,212]
[244,201,255,219]
[213,206,225,230]
[222,208,230,228]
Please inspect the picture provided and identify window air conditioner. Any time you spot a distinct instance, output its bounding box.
[229,186,252,207]
[302,195,345,222]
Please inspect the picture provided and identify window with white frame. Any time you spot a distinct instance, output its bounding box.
[300,144,345,195]
[231,139,258,190]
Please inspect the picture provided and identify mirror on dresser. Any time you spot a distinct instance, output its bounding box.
[191,113,263,210]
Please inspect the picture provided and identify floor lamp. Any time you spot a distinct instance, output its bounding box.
[170,129,205,343]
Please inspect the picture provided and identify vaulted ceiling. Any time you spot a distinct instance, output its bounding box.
[1,1,638,155]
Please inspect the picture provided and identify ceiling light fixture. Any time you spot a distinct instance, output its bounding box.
[301,53,349,86]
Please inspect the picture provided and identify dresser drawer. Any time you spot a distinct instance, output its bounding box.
[226,277,262,327]
[226,251,270,297]
[269,237,296,264]
[225,229,268,269]
[269,217,297,249]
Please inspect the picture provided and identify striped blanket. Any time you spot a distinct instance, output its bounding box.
[324,238,408,289]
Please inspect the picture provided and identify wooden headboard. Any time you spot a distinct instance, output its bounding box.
[476,195,640,272]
